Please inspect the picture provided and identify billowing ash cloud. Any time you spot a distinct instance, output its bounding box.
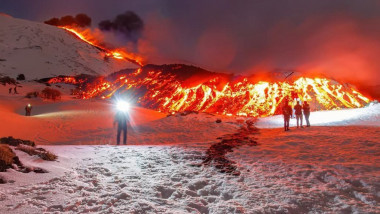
[98,11,144,42]
[44,14,91,27]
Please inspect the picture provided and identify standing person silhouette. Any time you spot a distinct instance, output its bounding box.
[25,104,32,116]
[294,101,303,128]
[282,101,292,131]
[303,101,311,127]
[114,101,130,145]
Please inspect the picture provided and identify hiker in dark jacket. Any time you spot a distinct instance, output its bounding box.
[294,101,303,128]
[282,102,292,131]
[303,101,311,127]
[114,111,129,145]
[25,104,32,116]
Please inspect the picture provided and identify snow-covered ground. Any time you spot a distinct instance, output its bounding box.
[0,86,379,213]
[0,15,137,79]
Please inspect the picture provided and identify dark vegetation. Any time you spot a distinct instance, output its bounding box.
[0,76,17,85]
[0,144,48,175]
[0,137,56,182]
[16,73,25,81]
[16,145,57,161]
[40,87,61,101]
[25,91,39,98]
[0,144,15,172]
[0,136,35,147]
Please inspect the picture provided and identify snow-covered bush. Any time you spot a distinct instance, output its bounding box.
[16,145,57,161]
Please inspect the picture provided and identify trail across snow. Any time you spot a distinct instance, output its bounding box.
[0,88,379,213]
[0,125,379,213]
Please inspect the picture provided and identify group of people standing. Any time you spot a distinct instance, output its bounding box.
[282,100,311,131]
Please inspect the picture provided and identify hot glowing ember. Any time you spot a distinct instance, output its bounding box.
[47,68,371,117]
[47,76,84,85]
[59,26,143,66]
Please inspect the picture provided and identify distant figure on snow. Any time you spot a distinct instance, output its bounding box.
[114,111,129,145]
[303,101,311,127]
[25,104,32,116]
[282,102,292,131]
[294,101,303,128]
[13,86,18,94]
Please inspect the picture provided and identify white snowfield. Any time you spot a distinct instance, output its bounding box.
[0,87,379,213]
[0,15,137,79]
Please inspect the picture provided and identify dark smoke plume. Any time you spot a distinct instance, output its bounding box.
[98,11,144,42]
[44,13,91,27]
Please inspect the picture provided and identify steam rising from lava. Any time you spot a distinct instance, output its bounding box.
[99,11,144,43]
[44,14,92,28]
[137,11,380,90]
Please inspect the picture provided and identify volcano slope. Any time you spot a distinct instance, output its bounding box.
[0,14,379,213]
[0,15,137,79]
[0,84,379,213]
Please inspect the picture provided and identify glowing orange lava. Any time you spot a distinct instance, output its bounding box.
[50,69,371,117]
[54,26,371,117]
[59,26,143,66]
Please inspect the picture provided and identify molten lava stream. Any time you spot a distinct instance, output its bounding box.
[64,70,370,117]
[59,26,143,66]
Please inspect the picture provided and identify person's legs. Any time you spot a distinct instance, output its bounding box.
[305,113,310,126]
[123,126,127,145]
[286,117,290,130]
[284,116,287,131]
[300,114,303,127]
[117,126,121,145]
[296,115,299,128]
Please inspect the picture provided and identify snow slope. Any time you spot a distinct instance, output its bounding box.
[256,102,380,128]
[0,15,137,79]
[0,84,239,145]
[0,96,379,213]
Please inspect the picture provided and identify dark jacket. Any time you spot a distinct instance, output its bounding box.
[303,103,310,114]
[115,112,129,128]
[294,104,302,115]
[282,105,292,117]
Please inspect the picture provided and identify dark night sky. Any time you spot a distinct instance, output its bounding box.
[1,0,380,85]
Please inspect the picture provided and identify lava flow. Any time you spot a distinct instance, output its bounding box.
[55,26,371,117]
[47,67,371,117]
[59,26,143,66]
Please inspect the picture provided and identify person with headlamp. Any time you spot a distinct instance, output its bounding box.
[25,104,32,116]
[114,101,130,145]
